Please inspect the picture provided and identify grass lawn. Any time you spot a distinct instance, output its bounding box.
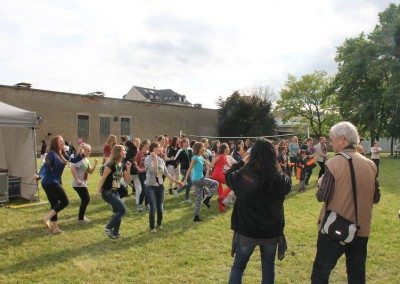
[0,155,399,283]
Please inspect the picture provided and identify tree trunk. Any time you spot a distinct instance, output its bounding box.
[390,137,394,156]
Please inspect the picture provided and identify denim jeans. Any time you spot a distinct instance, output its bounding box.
[179,169,192,200]
[229,242,277,284]
[145,185,164,229]
[311,233,368,284]
[102,190,126,236]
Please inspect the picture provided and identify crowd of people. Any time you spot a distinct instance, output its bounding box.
[36,121,382,283]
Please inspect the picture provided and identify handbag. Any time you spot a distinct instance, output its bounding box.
[321,151,360,244]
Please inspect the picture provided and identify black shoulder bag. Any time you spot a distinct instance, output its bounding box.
[320,151,360,244]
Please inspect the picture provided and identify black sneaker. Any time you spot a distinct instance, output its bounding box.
[193,215,202,222]
[104,228,113,238]
[203,196,211,209]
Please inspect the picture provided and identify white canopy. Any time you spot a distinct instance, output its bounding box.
[0,101,38,200]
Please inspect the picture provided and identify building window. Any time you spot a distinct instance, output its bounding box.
[77,115,89,142]
[100,116,111,140]
[121,117,131,136]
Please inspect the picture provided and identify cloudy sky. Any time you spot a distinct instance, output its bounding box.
[0,0,397,108]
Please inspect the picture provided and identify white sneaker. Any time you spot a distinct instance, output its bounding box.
[173,189,179,197]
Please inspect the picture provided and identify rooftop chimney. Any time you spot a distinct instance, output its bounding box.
[14,82,32,89]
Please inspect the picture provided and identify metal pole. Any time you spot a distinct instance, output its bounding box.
[32,127,40,201]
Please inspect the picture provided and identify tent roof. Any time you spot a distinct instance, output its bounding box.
[0,101,37,128]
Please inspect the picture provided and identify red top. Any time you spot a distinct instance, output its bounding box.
[103,144,112,158]
[214,154,227,174]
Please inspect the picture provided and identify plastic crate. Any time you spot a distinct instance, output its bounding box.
[8,176,21,197]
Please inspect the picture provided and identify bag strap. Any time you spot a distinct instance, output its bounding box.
[337,151,359,228]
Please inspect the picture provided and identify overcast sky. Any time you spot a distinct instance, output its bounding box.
[0,0,397,108]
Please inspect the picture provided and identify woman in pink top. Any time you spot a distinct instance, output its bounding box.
[211,143,232,212]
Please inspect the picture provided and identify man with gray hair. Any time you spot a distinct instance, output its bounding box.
[311,121,380,284]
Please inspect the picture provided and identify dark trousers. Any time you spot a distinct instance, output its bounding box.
[229,242,277,284]
[42,182,69,221]
[311,233,368,284]
[305,168,313,185]
[138,172,148,206]
[73,187,90,220]
[371,159,380,177]
[145,185,164,229]
[179,169,192,200]
[102,190,126,236]
[318,162,326,179]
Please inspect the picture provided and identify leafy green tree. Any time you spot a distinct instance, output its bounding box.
[217,90,276,137]
[334,3,400,142]
[276,71,340,137]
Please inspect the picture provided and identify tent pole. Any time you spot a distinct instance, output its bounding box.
[32,127,40,201]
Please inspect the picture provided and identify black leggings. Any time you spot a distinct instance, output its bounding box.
[138,172,148,206]
[42,183,69,221]
[73,187,90,220]
[318,162,326,178]
[371,159,380,177]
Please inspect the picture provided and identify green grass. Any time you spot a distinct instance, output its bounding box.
[0,155,399,283]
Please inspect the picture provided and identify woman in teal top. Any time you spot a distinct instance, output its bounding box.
[184,142,219,222]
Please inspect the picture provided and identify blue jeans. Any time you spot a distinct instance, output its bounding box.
[145,185,164,229]
[229,242,277,284]
[311,233,368,284]
[102,190,126,236]
[179,169,192,200]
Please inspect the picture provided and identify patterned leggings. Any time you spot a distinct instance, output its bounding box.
[192,178,219,216]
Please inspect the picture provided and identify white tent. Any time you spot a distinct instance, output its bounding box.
[0,101,38,200]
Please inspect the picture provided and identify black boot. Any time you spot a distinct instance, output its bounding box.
[203,196,211,209]
[193,215,202,222]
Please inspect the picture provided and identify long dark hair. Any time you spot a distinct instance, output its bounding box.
[49,135,68,163]
[170,136,178,148]
[244,138,277,189]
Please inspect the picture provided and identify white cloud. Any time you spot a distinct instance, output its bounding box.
[0,0,397,108]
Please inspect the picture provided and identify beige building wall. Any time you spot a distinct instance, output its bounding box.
[0,85,218,153]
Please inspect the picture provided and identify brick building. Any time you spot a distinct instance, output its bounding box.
[0,84,218,154]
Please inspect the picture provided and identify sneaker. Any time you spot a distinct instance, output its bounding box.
[203,196,211,209]
[137,205,143,212]
[104,227,113,238]
[173,189,179,197]
[149,228,157,233]
[78,217,91,224]
[156,225,163,230]
[168,188,173,195]
[112,234,121,240]
[184,199,192,204]
[193,215,202,222]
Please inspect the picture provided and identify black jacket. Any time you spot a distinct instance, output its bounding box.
[226,160,291,239]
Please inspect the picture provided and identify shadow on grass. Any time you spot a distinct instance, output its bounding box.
[0,201,218,275]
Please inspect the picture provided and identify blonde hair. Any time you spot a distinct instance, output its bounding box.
[106,135,117,146]
[110,145,125,163]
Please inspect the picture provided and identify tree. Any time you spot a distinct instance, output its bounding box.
[334,3,400,143]
[276,71,340,138]
[217,90,276,137]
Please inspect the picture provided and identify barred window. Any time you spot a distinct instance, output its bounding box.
[77,115,89,141]
[121,117,131,136]
[100,116,111,140]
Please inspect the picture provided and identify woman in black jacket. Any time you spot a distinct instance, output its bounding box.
[226,138,291,284]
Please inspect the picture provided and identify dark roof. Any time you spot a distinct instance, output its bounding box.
[133,86,192,105]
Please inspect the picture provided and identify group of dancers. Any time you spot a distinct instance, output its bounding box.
[37,134,249,238]
[37,133,328,238]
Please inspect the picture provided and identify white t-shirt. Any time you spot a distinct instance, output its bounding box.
[370,147,382,160]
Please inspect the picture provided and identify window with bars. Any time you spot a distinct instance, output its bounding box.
[100,116,111,139]
[121,117,131,136]
[77,115,89,141]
